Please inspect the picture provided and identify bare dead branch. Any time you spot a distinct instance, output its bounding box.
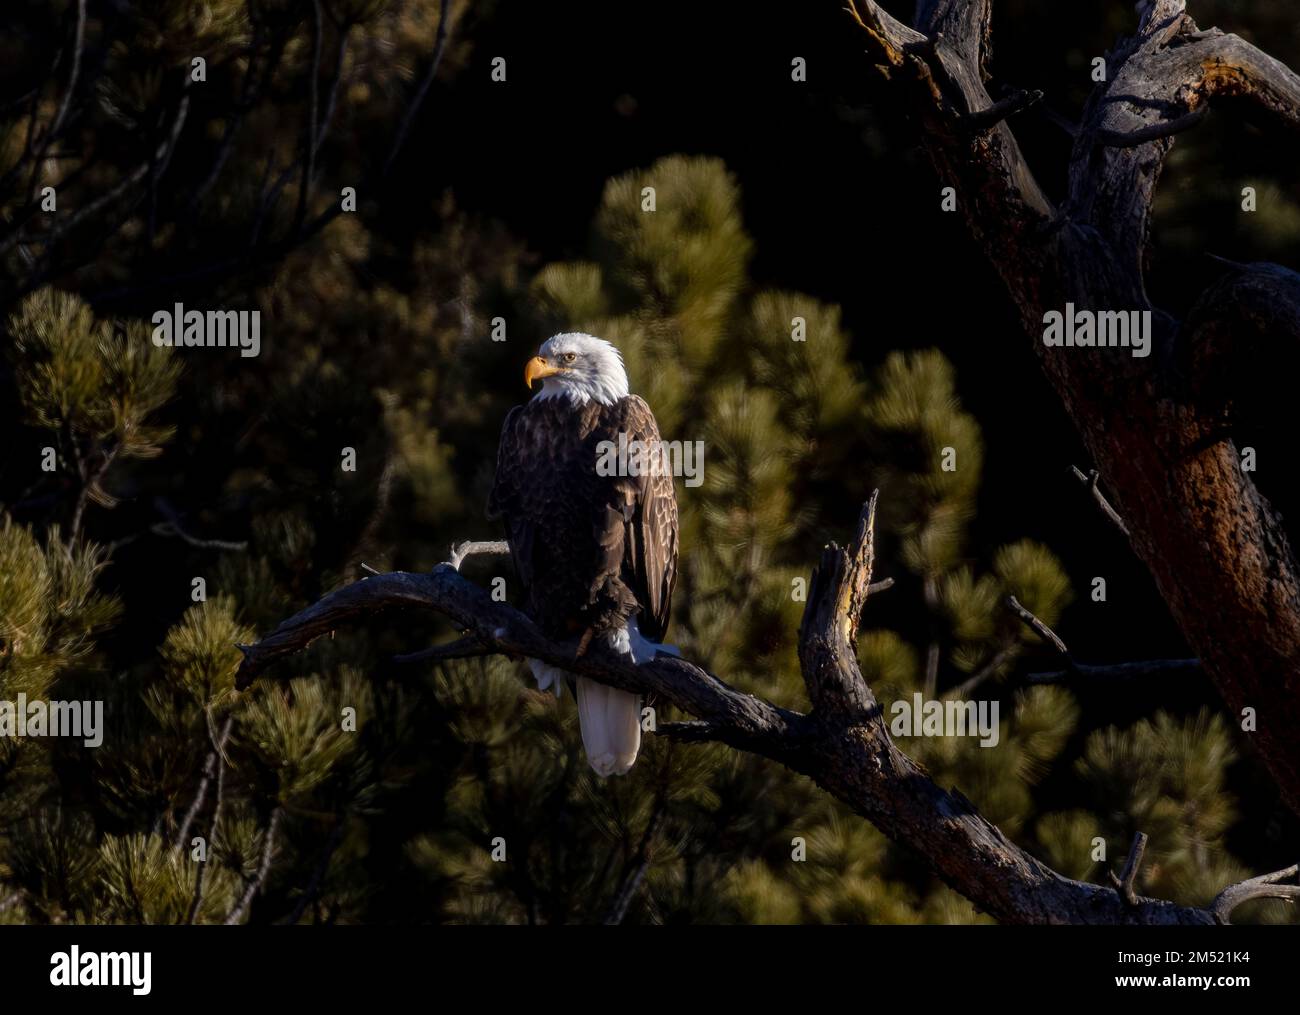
[224,806,283,925]
[799,490,880,720]
[1,93,191,262]
[1006,595,1069,656]
[174,715,234,854]
[1027,658,1200,684]
[1070,465,1130,537]
[1108,831,1149,906]
[185,732,227,925]
[1093,105,1209,147]
[236,492,1245,924]
[946,641,1017,699]
[963,88,1043,132]
[1211,864,1300,925]
[842,0,1300,814]
[35,0,87,170]
[448,540,510,571]
[604,802,664,925]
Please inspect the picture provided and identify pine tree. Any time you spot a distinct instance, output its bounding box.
[1,150,1288,923]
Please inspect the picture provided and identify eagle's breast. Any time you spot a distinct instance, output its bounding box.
[488,393,678,642]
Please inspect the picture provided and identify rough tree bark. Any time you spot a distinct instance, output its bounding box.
[235,495,1299,925]
[848,0,1300,814]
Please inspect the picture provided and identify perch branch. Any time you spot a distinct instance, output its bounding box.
[235,492,1261,925]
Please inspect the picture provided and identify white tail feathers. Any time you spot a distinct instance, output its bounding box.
[575,677,641,777]
[526,617,675,777]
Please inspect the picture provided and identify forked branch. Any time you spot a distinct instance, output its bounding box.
[234,492,1276,925]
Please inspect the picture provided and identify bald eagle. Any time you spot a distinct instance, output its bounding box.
[487,333,679,777]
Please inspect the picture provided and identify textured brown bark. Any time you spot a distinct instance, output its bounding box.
[849,0,1300,815]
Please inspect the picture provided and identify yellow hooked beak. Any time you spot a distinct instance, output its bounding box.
[524,356,561,389]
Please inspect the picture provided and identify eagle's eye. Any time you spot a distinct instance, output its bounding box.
[561,352,578,364]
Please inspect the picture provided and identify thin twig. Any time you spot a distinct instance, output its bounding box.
[224,807,283,925]
[382,0,451,179]
[1027,658,1200,684]
[604,800,665,925]
[296,0,324,228]
[1070,465,1130,537]
[946,641,1018,699]
[67,443,118,546]
[174,715,235,853]
[1006,595,1070,656]
[184,744,226,925]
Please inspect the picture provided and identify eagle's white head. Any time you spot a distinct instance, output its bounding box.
[524,332,629,407]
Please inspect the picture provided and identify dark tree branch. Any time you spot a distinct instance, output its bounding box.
[845,0,1300,815]
[174,715,234,855]
[382,0,451,179]
[1211,864,1300,925]
[946,640,1017,699]
[235,492,1265,924]
[1027,658,1200,684]
[1070,465,1130,537]
[1093,105,1209,147]
[184,736,227,925]
[1108,831,1149,906]
[1006,595,1069,656]
[1,93,191,263]
[295,0,324,229]
[393,634,491,665]
[963,88,1043,133]
[224,806,283,925]
[604,800,664,925]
